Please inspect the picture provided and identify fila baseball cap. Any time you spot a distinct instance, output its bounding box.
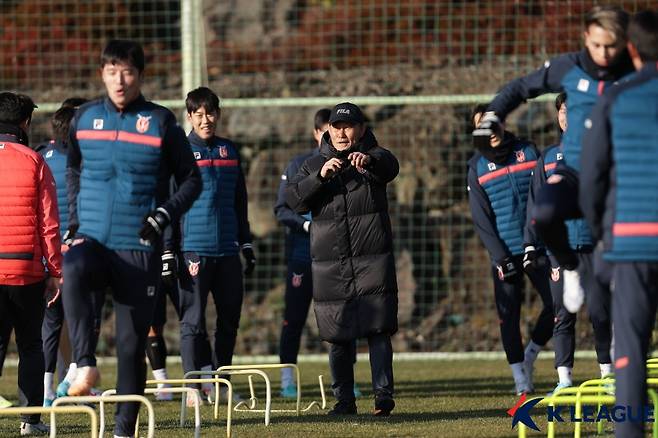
[329,102,364,125]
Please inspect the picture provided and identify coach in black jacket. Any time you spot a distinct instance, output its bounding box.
[286,102,398,417]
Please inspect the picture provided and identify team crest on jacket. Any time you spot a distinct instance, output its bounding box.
[292,272,303,288]
[219,146,228,158]
[515,150,526,163]
[188,260,200,277]
[488,162,496,171]
[136,114,152,134]
[551,267,560,282]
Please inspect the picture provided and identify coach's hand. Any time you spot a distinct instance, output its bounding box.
[348,152,370,173]
[496,257,519,283]
[45,276,61,307]
[320,158,344,179]
[139,207,171,246]
[241,244,256,276]
[161,250,178,288]
[473,111,503,149]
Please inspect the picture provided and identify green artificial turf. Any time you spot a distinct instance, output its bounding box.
[0,359,613,437]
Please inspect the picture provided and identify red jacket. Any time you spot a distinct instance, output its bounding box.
[0,136,62,285]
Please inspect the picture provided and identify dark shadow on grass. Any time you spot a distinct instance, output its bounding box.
[219,406,509,427]
[389,378,514,396]
[391,377,559,398]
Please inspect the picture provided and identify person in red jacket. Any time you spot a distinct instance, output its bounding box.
[0,92,62,436]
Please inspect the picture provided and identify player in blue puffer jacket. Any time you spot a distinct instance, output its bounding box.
[63,40,202,438]
[468,105,553,395]
[580,12,658,437]
[474,6,634,315]
[176,87,255,404]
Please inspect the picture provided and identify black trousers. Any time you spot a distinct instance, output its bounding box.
[0,317,11,376]
[150,278,180,328]
[42,287,104,374]
[0,281,46,423]
[329,333,393,403]
[178,254,243,374]
[492,254,554,364]
[581,250,613,365]
[548,257,574,368]
[279,259,313,364]
[612,262,658,438]
[532,167,582,269]
[62,239,159,436]
[551,251,612,368]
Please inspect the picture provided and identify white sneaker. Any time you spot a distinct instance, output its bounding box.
[563,268,585,313]
[156,392,173,401]
[20,421,49,436]
[155,383,173,401]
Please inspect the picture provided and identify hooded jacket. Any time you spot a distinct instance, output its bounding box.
[285,129,399,342]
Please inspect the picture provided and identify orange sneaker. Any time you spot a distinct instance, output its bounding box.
[67,366,100,396]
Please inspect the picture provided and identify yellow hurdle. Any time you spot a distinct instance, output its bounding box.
[146,377,233,437]
[53,394,154,438]
[517,394,616,438]
[184,368,272,425]
[219,364,302,416]
[574,377,615,436]
[518,376,658,438]
[102,387,202,438]
[216,363,327,414]
[183,363,326,427]
[0,405,98,438]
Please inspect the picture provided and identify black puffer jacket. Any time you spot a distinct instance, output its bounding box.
[285,129,399,342]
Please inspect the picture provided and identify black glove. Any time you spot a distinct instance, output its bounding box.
[62,224,79,247]
[522,245,545,275]
[241,244,256,276]
[496,257,519,283]
[161,250,178,288]
[139,207,171,246]
[473,111,503,150]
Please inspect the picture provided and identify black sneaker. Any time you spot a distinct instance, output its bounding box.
[327,400,357,416]
[374,396,395,417]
